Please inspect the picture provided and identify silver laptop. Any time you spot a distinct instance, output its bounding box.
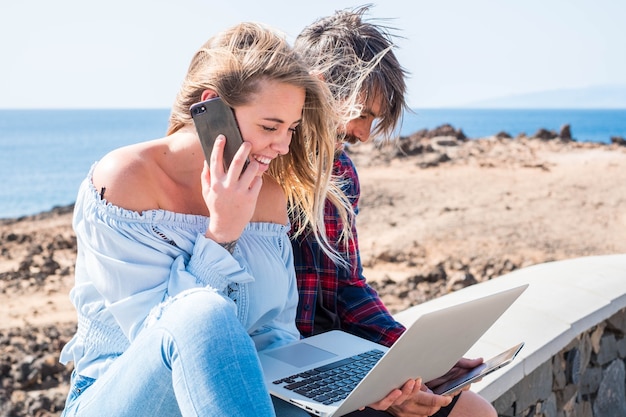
[259,284,528,417]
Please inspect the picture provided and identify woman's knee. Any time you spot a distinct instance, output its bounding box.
[155,288,249,348]
[162,289,237,326]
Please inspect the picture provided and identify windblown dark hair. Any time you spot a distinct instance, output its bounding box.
[295,4,409,140]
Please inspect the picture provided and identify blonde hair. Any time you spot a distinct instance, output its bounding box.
[168,22,353,263]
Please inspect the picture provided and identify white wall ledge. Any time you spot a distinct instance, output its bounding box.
[392,254,626,402]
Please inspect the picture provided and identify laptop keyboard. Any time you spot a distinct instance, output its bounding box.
[272,349,384,405]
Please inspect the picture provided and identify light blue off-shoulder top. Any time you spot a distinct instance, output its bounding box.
[60,164,299,379]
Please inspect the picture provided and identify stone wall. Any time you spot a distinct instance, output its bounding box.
[492,307,626,417]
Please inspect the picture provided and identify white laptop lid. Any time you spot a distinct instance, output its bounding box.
[259,284,528,417]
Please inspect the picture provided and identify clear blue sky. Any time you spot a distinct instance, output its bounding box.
[2,0,625,109]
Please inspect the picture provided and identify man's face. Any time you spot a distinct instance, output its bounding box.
[341,94,383,145]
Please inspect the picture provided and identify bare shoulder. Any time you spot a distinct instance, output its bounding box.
[92,142,162,212]
[252,175,288,224]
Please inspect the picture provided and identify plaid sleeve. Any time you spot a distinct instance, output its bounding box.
[330,152,406,347]
[292,229,317,337]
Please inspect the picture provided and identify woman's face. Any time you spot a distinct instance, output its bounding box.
[233,79,305,174]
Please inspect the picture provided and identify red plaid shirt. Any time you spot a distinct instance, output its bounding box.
[291,150,405,347]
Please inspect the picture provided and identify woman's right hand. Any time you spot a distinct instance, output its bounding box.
[202,135,263,244]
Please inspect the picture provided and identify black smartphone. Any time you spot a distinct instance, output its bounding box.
[431,342,525,396]
[190,97,247,172]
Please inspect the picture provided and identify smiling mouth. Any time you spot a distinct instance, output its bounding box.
[253,155,273,165]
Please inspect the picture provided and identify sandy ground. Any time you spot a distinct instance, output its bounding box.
[1,206,77,330]
[351,136,626,310]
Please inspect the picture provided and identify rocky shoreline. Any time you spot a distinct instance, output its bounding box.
[2,126,626,416]
[1,205,76,416]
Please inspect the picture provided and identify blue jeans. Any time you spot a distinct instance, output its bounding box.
[61,289,277,417]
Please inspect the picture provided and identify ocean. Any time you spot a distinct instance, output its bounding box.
[1,108,625,219]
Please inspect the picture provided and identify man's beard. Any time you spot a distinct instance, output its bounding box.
[339,134,360,145]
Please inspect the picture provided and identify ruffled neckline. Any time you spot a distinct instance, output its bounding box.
[85,162,290,233]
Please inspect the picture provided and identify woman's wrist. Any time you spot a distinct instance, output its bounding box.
[218,240,238,254]
[205,228,239,254]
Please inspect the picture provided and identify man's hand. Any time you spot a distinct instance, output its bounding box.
[364,379,453,417]
[363,378,419,411]
[425,357,484,394]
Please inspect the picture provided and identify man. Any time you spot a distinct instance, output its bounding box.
[291,6,498,417]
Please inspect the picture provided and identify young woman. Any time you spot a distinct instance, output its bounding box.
[59,22,349,417]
